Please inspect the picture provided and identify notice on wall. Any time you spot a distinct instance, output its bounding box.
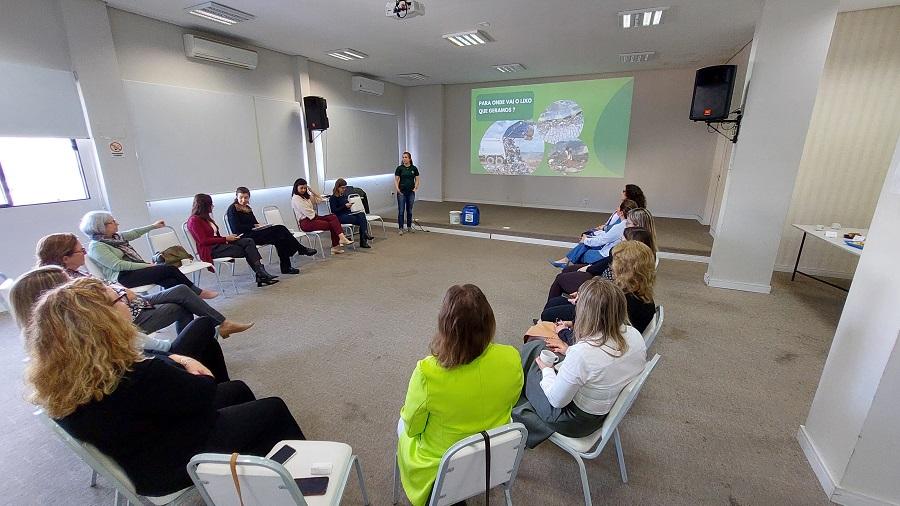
[109,140,124,157]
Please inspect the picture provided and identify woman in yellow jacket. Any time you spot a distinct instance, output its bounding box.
[397,284,524,506]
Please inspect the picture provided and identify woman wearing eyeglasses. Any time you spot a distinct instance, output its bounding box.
[34,233,253,338]
[79,211,218,299]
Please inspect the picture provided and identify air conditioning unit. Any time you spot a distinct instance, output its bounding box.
[351,76,385,96]
[183,34,257,69]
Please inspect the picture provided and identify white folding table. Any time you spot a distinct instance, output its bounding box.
[791,224,866,292]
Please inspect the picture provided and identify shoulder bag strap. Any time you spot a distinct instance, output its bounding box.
[480,431,491,506]
[229,452,245,506]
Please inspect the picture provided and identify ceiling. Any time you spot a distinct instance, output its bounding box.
[104,0,897,87]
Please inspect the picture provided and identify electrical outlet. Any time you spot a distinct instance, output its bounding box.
[582,198,589,207]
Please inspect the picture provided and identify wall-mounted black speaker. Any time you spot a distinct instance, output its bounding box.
[690,65,737,121]
[303,96,329,131]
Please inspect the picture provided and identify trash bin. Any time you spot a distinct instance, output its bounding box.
[461,204,480,226]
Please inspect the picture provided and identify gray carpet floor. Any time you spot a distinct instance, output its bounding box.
[0,231,841,505]
[384,200,714,256]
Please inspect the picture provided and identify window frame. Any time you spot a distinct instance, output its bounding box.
[0,138,91,209]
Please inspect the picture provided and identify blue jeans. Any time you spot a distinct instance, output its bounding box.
[397,191,415,229]
[565,243,607,264]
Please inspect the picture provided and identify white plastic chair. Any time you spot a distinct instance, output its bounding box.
[642,306,664,350]
[0,273,14,312]
[144,224,236,295]
[348,194,386,239]
[82,256,156,295]
[264,205,326,259]
[187,440,370,506]
[222,213,276,265]
[36,410,193,506]
[548,354,661,506]
[392,423,528,506]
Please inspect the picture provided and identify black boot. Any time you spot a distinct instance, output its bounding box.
[300,245,317,256]
[280,258,299,275]
[252,262,279,286]
[359,237,371,249]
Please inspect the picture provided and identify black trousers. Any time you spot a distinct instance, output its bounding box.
[118,265,201,294]
[245,225,309,268]
[211,238,262,268]
[168,317,229,382]
[540,296,577,322]
[546,271,592,301]
[204,392,306,456]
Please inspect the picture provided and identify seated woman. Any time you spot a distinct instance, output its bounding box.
[550,199,638,268]
[26,278,306,498]
[546,226,656,300]
[225,186,317,275]
[79,211,216,299]
[513,278,647,448]
[541,240,658,333]
[11,271,231,381]
[291,178,353,255]
[187,193,279,287]
[35,233,253,337]
[329,178,372,249]
[397,284,523,506]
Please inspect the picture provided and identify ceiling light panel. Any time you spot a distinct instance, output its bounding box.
[618,7,668,28]
[442,30,494,47]
[618,51,656,63]
[327,49,368,61]
[495,63,527,73]
[186,2,255,25]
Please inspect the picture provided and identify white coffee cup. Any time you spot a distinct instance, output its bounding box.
[540,350,559,367]
[181,259,192,266]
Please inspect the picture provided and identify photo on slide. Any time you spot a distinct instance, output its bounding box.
[478,120,545,175]
[470,77,633,177]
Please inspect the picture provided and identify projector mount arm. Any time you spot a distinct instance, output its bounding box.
[705,109,742,143]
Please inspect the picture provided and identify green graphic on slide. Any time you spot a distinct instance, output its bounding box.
[470,77,633,177]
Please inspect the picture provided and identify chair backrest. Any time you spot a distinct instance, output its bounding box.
[262,206,287,227]
[642,306,664,349]
[430,423,528,506]
[36,411,146,506]
[180,222,201,257]
[222,214,232,235]
[82,255,107,280]
[146,225,183,255]
[188,453,307,506]
[593,354,661,455]
[0,275,15,313]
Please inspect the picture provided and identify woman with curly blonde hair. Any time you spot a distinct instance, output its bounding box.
[26,278,305,498]
[541,240,657,333]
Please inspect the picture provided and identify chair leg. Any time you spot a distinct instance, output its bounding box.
[90,470,98,487]
[379,218,386,238]
[212,267,226,296]
[613,428,628,483]
[229,262,238,295]
[353,456,371,506]
[392,457,401,505]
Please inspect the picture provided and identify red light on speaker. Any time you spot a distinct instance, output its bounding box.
[703,109,712,116]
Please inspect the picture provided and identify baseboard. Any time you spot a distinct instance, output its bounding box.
[774,264,854,280]
[490,234,577,248]
[832,487,900,506]
[658,252,710,263]
[706,276,772,294]
[439,197,704,221]
[422,226,491,239]
[797,425,837,498]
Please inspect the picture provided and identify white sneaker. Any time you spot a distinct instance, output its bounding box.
[408,227,416,233]
[398,229,404,236]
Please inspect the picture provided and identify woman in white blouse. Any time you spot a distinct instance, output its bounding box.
[290,178,353,255]
[513,277,646,448]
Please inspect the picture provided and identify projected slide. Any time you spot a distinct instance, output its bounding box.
[470,77,633,177]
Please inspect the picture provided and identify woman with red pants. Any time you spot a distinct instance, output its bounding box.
[290,178,353,255]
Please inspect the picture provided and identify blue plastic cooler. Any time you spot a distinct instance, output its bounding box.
[461,204,480,226]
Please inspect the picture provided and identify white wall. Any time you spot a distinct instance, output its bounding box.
[442,69,719,218]
[405,85,444,201]
[0,0,71,70]
[800,134,900,505]
[307,61,407,215]
[774,6,900,278]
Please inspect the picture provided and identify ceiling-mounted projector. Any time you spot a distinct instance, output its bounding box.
[386,0,424,19]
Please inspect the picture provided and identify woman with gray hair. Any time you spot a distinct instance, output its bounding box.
[79,211,217,299]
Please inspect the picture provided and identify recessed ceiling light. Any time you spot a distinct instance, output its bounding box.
[397,73,429,81]
[327,49,368,61]
[495,63,527,73]
[442,29,494,47]
[186,2,255,26]
[619,7,668,28]
[619,51,656,63]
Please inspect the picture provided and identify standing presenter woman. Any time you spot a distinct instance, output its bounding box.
[394,151,420,235]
